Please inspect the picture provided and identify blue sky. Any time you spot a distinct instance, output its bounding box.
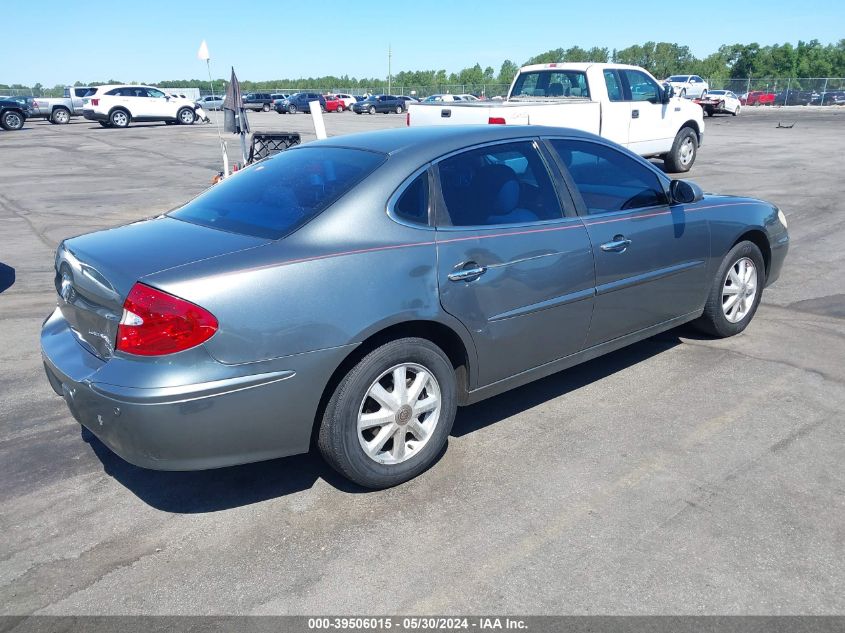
[4,0,843,86]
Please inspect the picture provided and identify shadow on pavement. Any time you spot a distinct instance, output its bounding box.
[86,331,687,513]
[0,263,15,293]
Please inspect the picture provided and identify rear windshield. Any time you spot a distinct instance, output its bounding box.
[169,147,387,239]
[511,70,590,98]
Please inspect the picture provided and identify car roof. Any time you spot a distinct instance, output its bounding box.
[303,125,600,163]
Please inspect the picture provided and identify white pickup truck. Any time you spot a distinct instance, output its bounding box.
[407,62,705,172]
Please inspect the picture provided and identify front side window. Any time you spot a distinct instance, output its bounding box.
[550,139,667,214]
[147,88,165,99]
[437,141,563,227]
[170,147,386,239]
[622,70,660,103]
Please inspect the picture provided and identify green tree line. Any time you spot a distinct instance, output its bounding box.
[4,39,843,96]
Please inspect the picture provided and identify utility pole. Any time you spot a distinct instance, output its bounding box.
[388,44,392,94]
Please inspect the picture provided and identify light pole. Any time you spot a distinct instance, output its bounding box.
[388,44,392,94]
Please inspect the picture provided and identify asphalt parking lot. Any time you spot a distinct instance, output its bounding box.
[1,106,843,615]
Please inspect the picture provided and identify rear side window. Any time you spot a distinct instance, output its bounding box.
[392,171,429,225]
[170,147,386,239]
[550,139,667,214]
[604,70,623,102]
[437,141,563,227]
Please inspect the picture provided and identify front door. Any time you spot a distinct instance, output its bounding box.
[434,139,595,386]
[618,68,674,156]
[547,137,709,346]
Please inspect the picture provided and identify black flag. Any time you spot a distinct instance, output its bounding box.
[222,67,250,134]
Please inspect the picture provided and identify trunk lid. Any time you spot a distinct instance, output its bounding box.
[55,216,268,359]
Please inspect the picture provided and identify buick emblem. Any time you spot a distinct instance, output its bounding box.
[60,276,76,303]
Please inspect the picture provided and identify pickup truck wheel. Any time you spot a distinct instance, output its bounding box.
[693,241,765,338]
[109,109,130,128]
[0,110,24,130]
[262,103,270,112]
[177,107,195,125]
[368,105,376,115]
[51,108,70,124]
[318,337,457,489]
[664,126,697,173]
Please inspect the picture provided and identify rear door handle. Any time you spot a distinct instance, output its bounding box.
[448,262,487,282]
[600,235,632,252]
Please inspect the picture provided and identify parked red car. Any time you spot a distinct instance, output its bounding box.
[741,91,776,106]
[324,96,346,112]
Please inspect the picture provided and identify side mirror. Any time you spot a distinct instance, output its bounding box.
[661,83,674,104]
[670,179,704,204]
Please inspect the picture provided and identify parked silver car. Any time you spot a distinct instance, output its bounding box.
[41,126,788,488]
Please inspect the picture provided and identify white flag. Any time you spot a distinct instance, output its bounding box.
[197,40,210,61]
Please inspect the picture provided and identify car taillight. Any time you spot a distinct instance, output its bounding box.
[116,283,218,356]
[91,98,99,106]
[406,111,410,126]
[488,117,506,125]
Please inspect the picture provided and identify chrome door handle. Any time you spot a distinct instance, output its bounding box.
[448,262,487,282]
[600,235,632,252]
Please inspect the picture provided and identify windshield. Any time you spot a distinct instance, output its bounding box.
[510,70,590,98]
[169,147,387,239]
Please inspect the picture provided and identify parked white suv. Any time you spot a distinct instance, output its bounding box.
[664,75,709,99]
[82,85,200,128]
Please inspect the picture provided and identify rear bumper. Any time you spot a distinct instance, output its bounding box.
[41,308,353,470]
[83,110,108,121]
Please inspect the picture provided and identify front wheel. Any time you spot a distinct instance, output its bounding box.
[733,106,740,116]
[177,107,195,125]
[368,105,376,115]
[318,338,457,489]
[663,126,697,173]
[395,105,403,114]
[262,103,270,112]
[288,104,297,114]
[0,110,25,130]
[693,241,765,338]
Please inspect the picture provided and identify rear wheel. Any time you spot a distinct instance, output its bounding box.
[109,109,130,128]
[51,107,70,124]
[663,126,697,173]
[262,103,270,112]
[694,241,765,338]
[318,338,457,489]
[395,105,403,114]
[0,110,24,130]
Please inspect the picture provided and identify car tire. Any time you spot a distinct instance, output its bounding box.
[395,105,403,114]
[733,106,740,116]
[51,107,70,124]
[663,126,697,173]
[680,88,686,98]
[262,103,270,112]
[109,109,130,128]
[368,105,376,115]
[177,107,195,125]
[318,337,457,489]
[288,104,297,114]
[0,110,25,130]
[701,89,708,98]
[693,241,765,338]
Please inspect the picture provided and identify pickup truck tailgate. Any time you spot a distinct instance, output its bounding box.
[408,100,601,134]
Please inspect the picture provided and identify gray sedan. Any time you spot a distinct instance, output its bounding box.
[41,125,789,488]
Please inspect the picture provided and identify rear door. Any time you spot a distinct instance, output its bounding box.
[598,68,631,147]
[547,137,709,346]
[434,139,595,386]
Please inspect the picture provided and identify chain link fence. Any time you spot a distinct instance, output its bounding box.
[708,78,845,105]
